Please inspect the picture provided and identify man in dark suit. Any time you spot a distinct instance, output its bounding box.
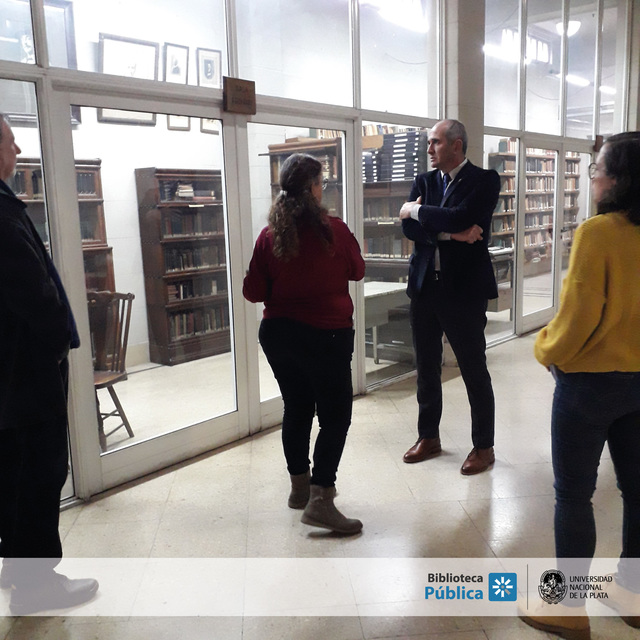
[0,113,98,614]
[399,119,500,475]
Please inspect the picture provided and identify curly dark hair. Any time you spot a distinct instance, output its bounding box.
[268,153,333,260]
[598,131,640,225]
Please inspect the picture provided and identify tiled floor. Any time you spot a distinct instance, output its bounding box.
[1,333,635,639]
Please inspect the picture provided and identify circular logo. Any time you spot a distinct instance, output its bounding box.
[538,570,567,604]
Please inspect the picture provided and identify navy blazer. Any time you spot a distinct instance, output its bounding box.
[0,181,72,429]
[402,161,500,300]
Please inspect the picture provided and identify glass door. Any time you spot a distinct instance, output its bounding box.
[70,106,235,457]
[518,141,562,334]
[41,88,249,494]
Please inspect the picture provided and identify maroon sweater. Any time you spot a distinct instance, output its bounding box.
[243,216,365,329]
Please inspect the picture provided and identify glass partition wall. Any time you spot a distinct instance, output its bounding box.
[69,106,235,454]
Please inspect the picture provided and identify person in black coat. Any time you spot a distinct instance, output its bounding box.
[399,119,500,475]
[0,113,98,614]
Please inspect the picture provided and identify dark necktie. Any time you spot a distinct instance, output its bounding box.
[442,173,451,194]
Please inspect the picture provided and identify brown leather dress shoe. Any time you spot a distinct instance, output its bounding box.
[403,437,442,463]
[460,447,495,475]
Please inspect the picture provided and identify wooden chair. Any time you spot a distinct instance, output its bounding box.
[87,291,135,452]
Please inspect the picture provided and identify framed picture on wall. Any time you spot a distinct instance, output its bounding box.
[98,33,159,125]
[196,48,222,89]
[99,33,159,80]
[168,115,190,131]
[200,118,220,134]
[164,43,189,84]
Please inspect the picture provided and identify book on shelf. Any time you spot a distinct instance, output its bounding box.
[164,245,226,272]
[498,138,517,153]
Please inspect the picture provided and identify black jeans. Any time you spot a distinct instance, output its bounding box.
[551,367,640,593]
[410,280,495,448]
[259,318,355,487]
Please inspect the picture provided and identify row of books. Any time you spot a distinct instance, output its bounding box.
[495,196,516,212]
[524,213,553,229]
[363,131,428,183]
[364,198,405,220]
[498,138,517,153]
[491,158,516,173]
[492,236,514,249]
[169,305,230,341]
[524,231,552,248]
[526,176,555,191]
[76,172,98,196]
[492,218,515,233]
[160,180,217,202]
[525,194,554,210]
[526,158,555,173]
[167,277,223,302]
[80,217,99,242]
[362,124,420,137]
[163,209,225,237]
[164,246,226,273]
[363,236,413,259]
[565,159,581,174]
[501,176,516,192]
[8,171,41,197]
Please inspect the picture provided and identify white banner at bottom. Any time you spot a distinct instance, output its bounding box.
[2,557,638,617]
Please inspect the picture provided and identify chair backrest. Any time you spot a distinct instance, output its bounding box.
[87,291,135,374]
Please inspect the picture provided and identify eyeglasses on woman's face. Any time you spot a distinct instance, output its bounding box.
[588,162,598,179]
[322,177,328,191]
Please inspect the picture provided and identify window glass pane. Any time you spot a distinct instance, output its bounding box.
[360,0,438,117]
[247,124,346,402]
[525,0,561,135]
[70,108,235,454]
[599,1,622,137]
[1,79,74,499]
[565,1,597,139]
[485,135,516,342]
[0,0,35,64]
[46,0,226,84]
[361,122,425,385]
[523,146,557,315]
[237,1,352,106]
[484,0,520,129]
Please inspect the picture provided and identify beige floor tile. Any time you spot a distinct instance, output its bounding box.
[459,495,556,542]
[243,616,364,640]
[359,616,481,639]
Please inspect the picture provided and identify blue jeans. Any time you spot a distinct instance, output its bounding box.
[259,318,355,488]
[551,367,640,592]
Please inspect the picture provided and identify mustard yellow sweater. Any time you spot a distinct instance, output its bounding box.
[534,212,640,372]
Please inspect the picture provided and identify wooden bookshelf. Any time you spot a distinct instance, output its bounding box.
[9,158,114,292]
[135,167,230,366]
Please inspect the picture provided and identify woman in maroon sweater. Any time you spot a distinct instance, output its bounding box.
[243,153,365,534]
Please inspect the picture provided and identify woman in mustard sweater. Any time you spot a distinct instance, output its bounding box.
[521,132,640,639]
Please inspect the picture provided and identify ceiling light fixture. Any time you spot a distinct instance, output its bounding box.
[555,20,581,37]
